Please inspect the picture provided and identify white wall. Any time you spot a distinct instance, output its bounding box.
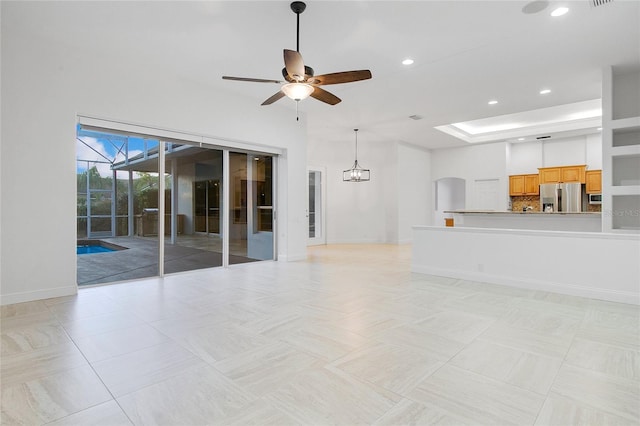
[397,144,431,243]
[431,142,509,211]
[585,134,603,170]
[1,2,307,304]
[307,137,431,244]
[508,143,543,175]
[508,134,603,174]
[543,136,587,167]
[307,137,393,244]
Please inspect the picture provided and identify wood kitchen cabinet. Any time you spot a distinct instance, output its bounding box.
[509,174,539,195]
[538,165,586,183]
[586,170,602,194]
[538,167,561,184]
[561,165,586,183]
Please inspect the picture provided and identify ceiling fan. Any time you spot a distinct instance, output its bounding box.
[222,1,372,107]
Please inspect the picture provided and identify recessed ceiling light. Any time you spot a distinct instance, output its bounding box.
[597,127,603,131]
[522,0,549,14]
[488,100,498,105]
[402,58,414,65]
[518,138,525,141]
[540,89,551,95]
[551,6,569,16]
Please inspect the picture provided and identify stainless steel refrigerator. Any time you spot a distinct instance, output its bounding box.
[540,183,582,212]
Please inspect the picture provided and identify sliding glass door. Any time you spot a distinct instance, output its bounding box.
[76,125,276,286]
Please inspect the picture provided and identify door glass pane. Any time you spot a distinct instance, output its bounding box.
[229,152,273,264]
[164,146,224,274]
[309,171,317,238]
[76,128,159,286]
[308,170,322,240]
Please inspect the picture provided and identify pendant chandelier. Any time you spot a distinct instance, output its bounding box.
[343,128,370,182]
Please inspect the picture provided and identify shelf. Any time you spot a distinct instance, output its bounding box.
[611,145,640,157]
[610,117,640,130]
[612,156,640,188]
[611,194,640,231]
[612,70,640,120]
[609,186,640,196]
[612,125,640,148]
[602,66,639,234]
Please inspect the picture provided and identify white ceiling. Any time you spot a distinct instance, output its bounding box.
[10,0,640,149]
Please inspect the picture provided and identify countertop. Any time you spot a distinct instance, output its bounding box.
[444,210,601,215]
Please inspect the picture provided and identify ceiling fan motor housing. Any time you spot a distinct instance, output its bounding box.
[282,66,314,81]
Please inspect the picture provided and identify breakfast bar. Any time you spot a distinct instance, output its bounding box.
[412,225,640,304]
[445,210,602,232]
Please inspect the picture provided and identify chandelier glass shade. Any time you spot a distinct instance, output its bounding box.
[343,129,370,182]
[281,82,314,101]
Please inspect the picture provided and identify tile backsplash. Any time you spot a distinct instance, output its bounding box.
[511,196,602,212]
[587,204,602,212]
[511,196,541,212]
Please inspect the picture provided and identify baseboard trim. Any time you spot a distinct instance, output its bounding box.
[1,285,78,306]
[278,253,307,262]
[326,238,386,245]
[411,265,639,305]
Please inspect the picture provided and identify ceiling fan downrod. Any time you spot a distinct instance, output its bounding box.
[291,1,306,52]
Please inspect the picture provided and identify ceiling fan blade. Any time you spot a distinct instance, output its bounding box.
[261,91,286,106]
[222,76,283,84]
[310,87,341,105]
[309,70,372,85]
[284,49,305,81]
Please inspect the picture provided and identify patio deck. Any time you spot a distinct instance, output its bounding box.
[77,235,257,286]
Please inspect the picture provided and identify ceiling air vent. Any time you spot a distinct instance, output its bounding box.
[409,115,423,121]
[536,135,551,140]
[590,0,613,7]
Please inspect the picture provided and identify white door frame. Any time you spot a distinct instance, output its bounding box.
[307,166,326,246]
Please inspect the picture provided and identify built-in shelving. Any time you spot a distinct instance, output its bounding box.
[602,66,640,233]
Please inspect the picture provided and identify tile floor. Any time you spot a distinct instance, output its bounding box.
[2,244,639,425]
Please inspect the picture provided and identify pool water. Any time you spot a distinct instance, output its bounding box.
[77,245,117,255]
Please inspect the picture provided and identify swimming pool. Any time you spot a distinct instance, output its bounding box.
[77,245,116,255]
[76,240,127,255]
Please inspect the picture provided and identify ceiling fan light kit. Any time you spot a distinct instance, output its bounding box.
[222,1,372,111]
[281,82,314,101]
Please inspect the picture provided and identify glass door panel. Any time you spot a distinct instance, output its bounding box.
[229,152,273,264]
[163,146,224,274]
[76,128,159,286]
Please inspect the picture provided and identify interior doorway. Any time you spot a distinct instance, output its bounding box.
[434,177,466,226]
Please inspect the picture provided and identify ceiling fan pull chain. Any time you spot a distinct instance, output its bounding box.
[296,101,299,121]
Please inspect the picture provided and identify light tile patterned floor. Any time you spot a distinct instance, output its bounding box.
[1,244,639,425]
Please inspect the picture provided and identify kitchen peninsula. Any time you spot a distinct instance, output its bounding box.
[445,210,601,232]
